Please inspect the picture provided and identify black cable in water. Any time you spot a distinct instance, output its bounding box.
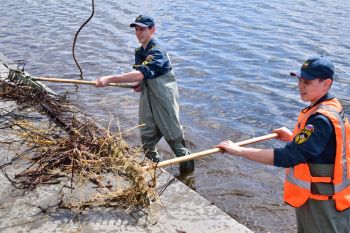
[72,0,95,79]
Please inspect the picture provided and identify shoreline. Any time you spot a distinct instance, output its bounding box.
[0,53,252,233]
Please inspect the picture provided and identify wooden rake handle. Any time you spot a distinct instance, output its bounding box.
[143,133,278,170]
[33,77,136,88]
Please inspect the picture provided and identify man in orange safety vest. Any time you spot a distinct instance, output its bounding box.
[216,55,350,233]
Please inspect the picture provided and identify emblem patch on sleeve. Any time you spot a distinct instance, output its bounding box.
[295,124,314,144]
[142,55,153,65]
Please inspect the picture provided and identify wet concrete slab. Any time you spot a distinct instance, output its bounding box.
[0,53,252,233]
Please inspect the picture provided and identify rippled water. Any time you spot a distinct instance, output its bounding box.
[1,0,350,232]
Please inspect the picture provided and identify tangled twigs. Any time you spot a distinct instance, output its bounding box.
[0,68,158,211]
[10,124,157,209]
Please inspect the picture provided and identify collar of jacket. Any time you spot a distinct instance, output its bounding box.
[137,38,156,54]
[302,92,334,113]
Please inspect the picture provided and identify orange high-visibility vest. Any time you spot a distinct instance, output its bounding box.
[284,98,350,211]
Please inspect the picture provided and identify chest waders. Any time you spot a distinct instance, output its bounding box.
[139,70,194,173]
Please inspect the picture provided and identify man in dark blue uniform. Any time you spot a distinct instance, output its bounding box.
[95,15,194,174]
[215,55,350,233]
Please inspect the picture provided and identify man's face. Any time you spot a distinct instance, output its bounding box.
[134,25,154,44]
[297,77,331,103]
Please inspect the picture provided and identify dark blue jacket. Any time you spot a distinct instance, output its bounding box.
[133,38,172,79]
[274,93,336,167]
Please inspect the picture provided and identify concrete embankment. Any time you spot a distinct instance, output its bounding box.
[0,53,252,233]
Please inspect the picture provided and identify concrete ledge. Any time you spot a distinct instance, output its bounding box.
[0,53,252,233]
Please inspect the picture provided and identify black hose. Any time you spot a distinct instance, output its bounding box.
[72,0,95,79]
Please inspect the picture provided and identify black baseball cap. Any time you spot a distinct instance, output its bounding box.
[130,15,155,28]
[290,55,335,80]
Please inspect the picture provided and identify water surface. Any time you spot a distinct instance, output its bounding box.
[1,1,350,232]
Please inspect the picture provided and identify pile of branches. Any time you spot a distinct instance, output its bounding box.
[0,69,158,211]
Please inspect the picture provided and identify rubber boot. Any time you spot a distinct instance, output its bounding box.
[144,147,160,163]
[170,140,195,174]
[179,158,195,174]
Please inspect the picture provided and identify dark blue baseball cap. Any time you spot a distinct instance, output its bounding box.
[130,15,155,28]
[290,55,335,80]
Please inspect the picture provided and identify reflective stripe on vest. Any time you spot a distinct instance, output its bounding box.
[284,98,350,211]
[286,168,310,189]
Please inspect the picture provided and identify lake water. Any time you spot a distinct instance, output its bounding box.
[1,0,350,232]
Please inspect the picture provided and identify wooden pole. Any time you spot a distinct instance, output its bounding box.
[32,77,136,88]
[143,133,278,170]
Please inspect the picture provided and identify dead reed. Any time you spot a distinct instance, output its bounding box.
[0,69,158,211]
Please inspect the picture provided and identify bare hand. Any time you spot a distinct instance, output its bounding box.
[95,76,111,87]
[273,126,293,142]
[133,83,142,92]
[215,140,243,156]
